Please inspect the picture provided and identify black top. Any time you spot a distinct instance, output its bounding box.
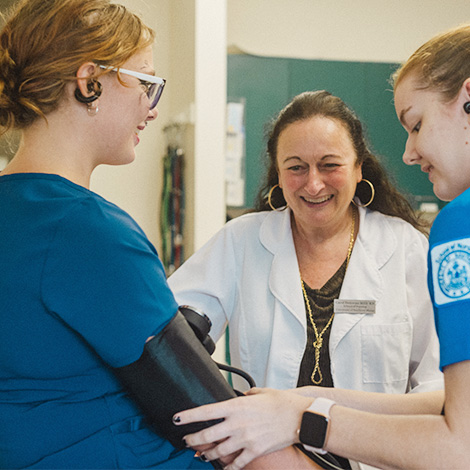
[297,259,351,470]
[297,259,347,388]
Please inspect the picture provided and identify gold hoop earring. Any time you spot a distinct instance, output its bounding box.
[352,179,375,207]
[267,184,287,211]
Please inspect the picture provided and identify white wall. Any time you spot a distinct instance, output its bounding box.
[92,0,227,256]
[227,0,470,62]
[90,0,470,256]
[91,0,172,249]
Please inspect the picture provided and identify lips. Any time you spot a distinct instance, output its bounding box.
[134,125,146,145]
[302,195,333,204]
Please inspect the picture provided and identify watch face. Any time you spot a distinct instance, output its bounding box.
[299,411,329,448]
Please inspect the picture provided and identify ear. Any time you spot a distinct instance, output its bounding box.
[76,62,99,99]
[463,78,470,98]
[356,162,363,183]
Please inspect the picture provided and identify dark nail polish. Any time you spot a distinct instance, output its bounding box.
[182,438,188,448]
[173,415,181,424]
[199,454,208,462]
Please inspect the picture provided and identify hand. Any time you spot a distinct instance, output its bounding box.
[173,388,313,470]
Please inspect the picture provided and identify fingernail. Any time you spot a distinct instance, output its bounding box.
[172,415,181,424]
[199,454,208,462]
[182,438,188,448]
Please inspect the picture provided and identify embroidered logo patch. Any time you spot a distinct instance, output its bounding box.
[431,238,470,305]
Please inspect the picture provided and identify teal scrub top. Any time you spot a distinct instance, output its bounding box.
[428,186,470,370]
[0,173,210,469]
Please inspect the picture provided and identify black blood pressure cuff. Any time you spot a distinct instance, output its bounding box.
[113,311,236,450]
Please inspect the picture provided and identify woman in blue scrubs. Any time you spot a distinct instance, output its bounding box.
[0,0,208,468]
[173,23,470,470]
[0,0,297,468]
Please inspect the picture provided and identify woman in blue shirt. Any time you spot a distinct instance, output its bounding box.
[0,1,298,469]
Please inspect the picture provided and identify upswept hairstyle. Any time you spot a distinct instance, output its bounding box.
[0,0,155,132]
[254,90,428,234]
[392,23,470,101]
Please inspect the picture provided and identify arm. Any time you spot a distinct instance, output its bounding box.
[325,361,470,470]
[245,447,323,470]
[113,310,237,450]
[168,224,238,341]
[291,385,444,415]
[174,361,470,470]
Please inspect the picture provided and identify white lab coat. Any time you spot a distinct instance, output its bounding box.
[170,207,442,393]
[169,208,443,469]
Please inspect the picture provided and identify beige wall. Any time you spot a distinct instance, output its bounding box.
[227,0,470,62]
[91,0,226,256]
[91,0,172,250]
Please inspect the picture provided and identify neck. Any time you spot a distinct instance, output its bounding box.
[292,205,356,249]
[293,205,358,288]
[2,115,95,188]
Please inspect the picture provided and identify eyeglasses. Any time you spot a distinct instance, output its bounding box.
[99,65,166,110]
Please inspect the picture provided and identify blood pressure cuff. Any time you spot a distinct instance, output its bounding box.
[113,311,236,449]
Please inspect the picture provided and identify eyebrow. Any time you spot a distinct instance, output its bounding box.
[281,155,341,164]
[281,156,302,163]
[140,63,156,76]
[399,106,412,127]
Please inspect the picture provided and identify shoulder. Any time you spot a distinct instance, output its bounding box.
[50,189,155,260]
[225,211,271,231]
[430,192,470,247]
[363,208,428,248]
[68,193,146,241]
[215,211,274,242]
[231,210,292,251]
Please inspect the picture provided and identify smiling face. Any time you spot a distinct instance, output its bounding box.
[277,116,362,232]
[96,46,157,167]
[394,73,470,201]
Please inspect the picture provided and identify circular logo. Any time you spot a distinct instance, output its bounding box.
[438,249,470,298]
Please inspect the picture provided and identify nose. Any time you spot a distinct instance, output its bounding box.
[304,168,325,194]
[402,135,420,166]
[147,107,158,122]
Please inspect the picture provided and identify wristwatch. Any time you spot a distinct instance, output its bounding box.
[298,397,336,454]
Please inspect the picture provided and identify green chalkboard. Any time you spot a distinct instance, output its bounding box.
[227,54,440,210]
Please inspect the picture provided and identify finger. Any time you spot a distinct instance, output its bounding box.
[218,450,241,466]
[199,438,244,462]
[245,387,271,396]
[225,449,258,470]
[173,400,232,425]
[192,442,216,452]
[183,421,233,448]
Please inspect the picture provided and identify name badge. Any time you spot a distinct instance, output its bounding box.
[334,299,376,315]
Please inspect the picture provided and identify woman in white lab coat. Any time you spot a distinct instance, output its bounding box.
[170,204,440,396]
[170,89,441,391]
[169,90,442,469]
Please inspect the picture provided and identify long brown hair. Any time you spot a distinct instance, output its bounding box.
[254,90,429,234]
[0,0,155,132]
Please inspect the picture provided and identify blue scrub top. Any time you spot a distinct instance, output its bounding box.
[429,187,470,370]
[0,173,210,469]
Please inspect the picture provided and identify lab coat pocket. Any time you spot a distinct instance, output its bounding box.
[361,323,411,384]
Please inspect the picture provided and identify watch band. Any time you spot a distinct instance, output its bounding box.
[301,397,336,454]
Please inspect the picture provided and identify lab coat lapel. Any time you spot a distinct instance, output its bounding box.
[329,208,394,354]
[260,210,306,327]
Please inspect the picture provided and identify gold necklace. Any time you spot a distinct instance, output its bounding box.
[300,208,356,385]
